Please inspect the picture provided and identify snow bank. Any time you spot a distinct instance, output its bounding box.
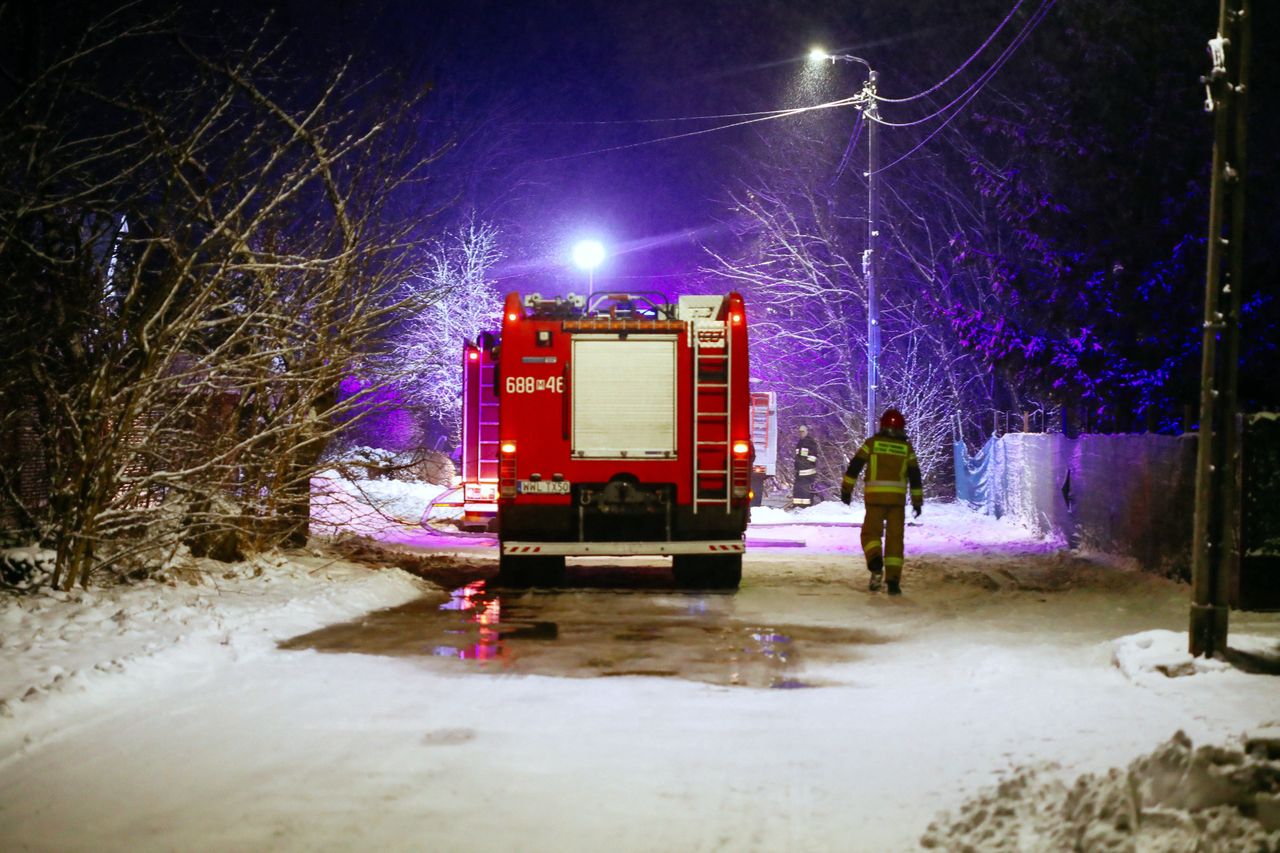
[921,729,1280,850]
[1,473,443,737]
[0,551,429,733]
[1113,629,1235,680]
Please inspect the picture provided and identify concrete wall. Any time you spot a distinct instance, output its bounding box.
[957,433,1198,577]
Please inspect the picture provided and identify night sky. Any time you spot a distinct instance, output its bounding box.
[255,0,1090,287]
[22,0,1273,288]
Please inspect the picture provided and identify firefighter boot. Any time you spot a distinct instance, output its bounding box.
[887,580,902,596]
[867,554,884,592]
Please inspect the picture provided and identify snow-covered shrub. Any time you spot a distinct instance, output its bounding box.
[319,446,453,485]
[1,547,55,590]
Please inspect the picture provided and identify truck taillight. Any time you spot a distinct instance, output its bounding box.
[731,440,750,500]
[731,312,743,325]
[507,311,519,322]
[499,442,517,498]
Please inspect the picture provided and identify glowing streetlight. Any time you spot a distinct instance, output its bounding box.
[571,239,606,298]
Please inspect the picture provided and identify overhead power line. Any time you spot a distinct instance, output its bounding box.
[874,0,1028,104]
[527,0,1053,167]
[874,0,1056,128]
[536,95,862,163]
[513,107,817,125]
[871,0,1056,174]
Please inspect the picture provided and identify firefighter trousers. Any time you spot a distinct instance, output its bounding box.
[861,503,905,583]
[792,473,815,507]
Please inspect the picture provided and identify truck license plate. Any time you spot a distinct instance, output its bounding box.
[517,480,570,495]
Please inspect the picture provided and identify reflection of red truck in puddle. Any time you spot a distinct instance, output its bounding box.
[486,290,753,588]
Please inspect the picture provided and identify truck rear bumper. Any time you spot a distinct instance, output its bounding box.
[502,540,744,557]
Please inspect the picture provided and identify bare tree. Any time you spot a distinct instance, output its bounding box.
[393,216,503,441]
[705,120,973,492]
[0,8,438,587]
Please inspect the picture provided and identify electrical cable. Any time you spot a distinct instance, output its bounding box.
[513,106,820,125]
[871,0,1055,174]
[874,0,1028,104]
[535,95,862,162]
[829,110,865,186]
[520,0,1049,167]
[873,0,1055,128]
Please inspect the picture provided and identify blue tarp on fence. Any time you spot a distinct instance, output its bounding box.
[953,438,996,514]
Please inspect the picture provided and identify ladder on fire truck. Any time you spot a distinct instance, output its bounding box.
[691,317,732,514]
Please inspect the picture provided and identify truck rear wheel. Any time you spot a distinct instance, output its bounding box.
[497,552,565,588]
[672,554,742,590]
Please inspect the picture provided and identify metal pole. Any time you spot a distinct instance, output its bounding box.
[1190,0,1248,657]
[865,70,880,435]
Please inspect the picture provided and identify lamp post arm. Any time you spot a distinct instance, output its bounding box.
[830,54,874,75]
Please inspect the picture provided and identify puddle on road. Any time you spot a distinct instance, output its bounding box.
[279,581,885,688]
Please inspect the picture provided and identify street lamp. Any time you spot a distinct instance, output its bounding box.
[809,47,881,434]
[571,239,606,299]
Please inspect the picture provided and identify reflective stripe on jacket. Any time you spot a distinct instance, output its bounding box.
[794,437,819,479]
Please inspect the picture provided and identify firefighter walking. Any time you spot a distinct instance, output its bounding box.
[791,425,819,509]
[840,409,923,595]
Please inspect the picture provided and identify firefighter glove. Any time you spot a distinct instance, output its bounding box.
[840,488,852,505]
[912,504,922,519]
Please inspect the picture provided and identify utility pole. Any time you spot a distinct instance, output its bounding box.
[864,70,881,433]
[1190,0,1250,657]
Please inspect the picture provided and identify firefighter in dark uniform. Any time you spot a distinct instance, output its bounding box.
[791,425,819,509]
[840,409,923,595]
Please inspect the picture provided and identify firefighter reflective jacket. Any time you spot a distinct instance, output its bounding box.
[795,435,819,479]
[842,431,923,507]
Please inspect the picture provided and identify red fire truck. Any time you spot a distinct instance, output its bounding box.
[493,290,753,588]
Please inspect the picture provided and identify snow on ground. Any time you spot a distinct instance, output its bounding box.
[750,499,1068,555]
[2,481,1279,851]
[0,549,430,731]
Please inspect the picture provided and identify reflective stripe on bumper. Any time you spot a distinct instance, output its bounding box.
[501,540,745,556]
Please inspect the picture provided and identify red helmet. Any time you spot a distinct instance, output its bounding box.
[880,408,906,432]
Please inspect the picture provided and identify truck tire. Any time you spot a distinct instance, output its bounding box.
[497,552,565,588]
[672,554,742,590]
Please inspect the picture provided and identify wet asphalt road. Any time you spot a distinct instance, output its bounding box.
[281,576,888,688]
[279,541,1223,690]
